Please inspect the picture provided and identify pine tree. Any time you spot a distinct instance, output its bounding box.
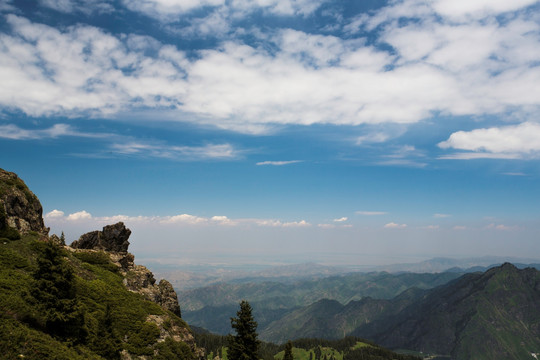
[31,241,86,343]
[228,300,260,360]
[283,340,294,360]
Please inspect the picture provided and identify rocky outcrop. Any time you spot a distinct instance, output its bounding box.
[71,222,131,252]
[0,168,48,236]
[71,222,182,317]
[123,262,182,317]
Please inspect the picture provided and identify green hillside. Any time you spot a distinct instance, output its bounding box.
[0,168,198,359]
[0,233,196,359]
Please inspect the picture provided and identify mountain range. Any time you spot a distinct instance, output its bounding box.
[181,262,540,359]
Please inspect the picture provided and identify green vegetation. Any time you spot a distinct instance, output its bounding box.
[0,234,194,359]
[228,300,260,360]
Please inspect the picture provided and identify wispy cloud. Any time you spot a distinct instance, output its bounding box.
[502,172,527,176]
[110,142,240,161]
[356,211,387,216]
[485,223,516,231]
[256,160,303,166]
[333,217,348,222]
[434,213,451,218]
[0,124,110,140]
[39,0,114,14]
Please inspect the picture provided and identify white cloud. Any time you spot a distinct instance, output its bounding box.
[161,214,208,225]
[1,2,539,141]
[255,219,311,227]
[439,122,540,159]
[434,213,451,218]
[39,0,114,14]
[0,123,110,140]
[122,0,325,21]
[356,211,387,216]
[422,225,440,230]
[432,0,539,20]
[282,220,310,227]
[256,160,302,166]
[110,142,240,160]
[486,223,516,231]
[333,217,348,222]
[384,222,407,229]
[45,209,65,218]
[67,210,92,221]
[503,172,527,176]
[356,132,391,145]
[211,215,237,225]
[0,15,188,117]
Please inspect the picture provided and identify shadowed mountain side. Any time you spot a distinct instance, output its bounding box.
[353,263,540,359]
[260,287,426,344]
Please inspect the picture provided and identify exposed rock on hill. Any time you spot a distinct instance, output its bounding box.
[71,222,131,252]
[0,168,47,236]
[70,222,182,317]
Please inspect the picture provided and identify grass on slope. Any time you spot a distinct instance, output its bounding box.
[0,232,193,359]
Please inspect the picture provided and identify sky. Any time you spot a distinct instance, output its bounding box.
[1,0,540,267]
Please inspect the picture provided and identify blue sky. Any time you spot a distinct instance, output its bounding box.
[1,0,540,266]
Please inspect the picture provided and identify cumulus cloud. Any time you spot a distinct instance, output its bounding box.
[45,210,312,228]
[161,214,208,225]
[439,122,540,159]
[333,217,348,222]
[45,209,65,218]
[0,15,188,117]
[384,222,407,229]
[1,0,539,147]
[67,210,92,221]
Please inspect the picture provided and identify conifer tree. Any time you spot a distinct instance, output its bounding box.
[283,340,294,360]
[228,300,260,360]
[31,241,86,343]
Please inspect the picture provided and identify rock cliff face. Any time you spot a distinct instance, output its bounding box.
[0,168,48,236]
[71,222,131,252]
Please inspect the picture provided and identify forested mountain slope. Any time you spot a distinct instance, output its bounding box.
[353,263,540,359]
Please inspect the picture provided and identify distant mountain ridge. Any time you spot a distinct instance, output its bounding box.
[180,271,462,335]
